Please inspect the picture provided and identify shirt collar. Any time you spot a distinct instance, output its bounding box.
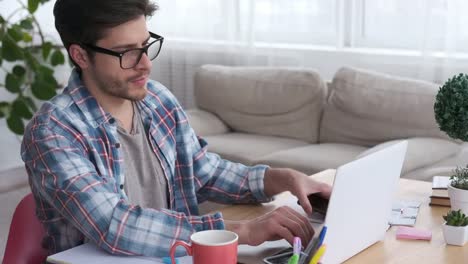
[63,68,112,128]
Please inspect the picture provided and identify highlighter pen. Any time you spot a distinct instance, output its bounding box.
[309,244,326,264]
[317,226,327,248]
[287,237,301,264]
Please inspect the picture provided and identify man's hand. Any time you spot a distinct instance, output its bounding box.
[225,206,314,246]
[263,168,332,215]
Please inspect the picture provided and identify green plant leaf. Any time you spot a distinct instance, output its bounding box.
[12,98,33,119]
[6,113,24,135]
[5,73,22,93]
[0,16,5,24]
[23,50,38,71]
[0,48,3,65]
[50,49,65,66]
[28,0,40,14]
[19,18,33,30]
[12,65,26,77]
[42,42,53,60]
[0,102,9,118]
[2,35,24,61]
[22,32,32,42]
[7,25,23,42]
[31,80,56,100]
[434,73,468,142]
[23,96,37,112]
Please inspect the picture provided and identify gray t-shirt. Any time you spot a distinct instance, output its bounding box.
[117,103,169,209]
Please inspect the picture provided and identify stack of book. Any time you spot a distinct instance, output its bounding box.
[429,176,451,207]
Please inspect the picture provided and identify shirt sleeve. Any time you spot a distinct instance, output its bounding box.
[170,105,273,204]
[22,125,224,257]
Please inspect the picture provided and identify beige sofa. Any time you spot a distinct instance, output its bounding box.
[187,65,468,181]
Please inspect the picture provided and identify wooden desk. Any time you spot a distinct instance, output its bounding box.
[205,170,468,264]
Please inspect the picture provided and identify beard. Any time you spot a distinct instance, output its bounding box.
[88,64,149,101]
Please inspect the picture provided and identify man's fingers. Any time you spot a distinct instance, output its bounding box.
[297,192,313,215]
[287,207,314,239]
[272,226,295,246]
[274,207,313,245]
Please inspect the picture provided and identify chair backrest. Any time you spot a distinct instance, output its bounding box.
[3,193,47,264]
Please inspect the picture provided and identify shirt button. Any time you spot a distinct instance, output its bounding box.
[109,118,116,124]
[120,184,124,189]
[115,143,121,148]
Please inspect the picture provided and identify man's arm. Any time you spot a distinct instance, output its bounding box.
[22,125,224,257]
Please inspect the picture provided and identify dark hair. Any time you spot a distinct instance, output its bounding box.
[53,0,158,69]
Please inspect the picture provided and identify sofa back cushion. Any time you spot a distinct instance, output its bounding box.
[319,67,450,146]
[194,65,327,143]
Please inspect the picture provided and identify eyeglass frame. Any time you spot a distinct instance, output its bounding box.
[81,32,164,69]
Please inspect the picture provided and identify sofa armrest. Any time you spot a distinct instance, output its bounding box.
[186,108,230,136]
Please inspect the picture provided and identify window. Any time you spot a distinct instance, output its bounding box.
[354,0,468,53]
[152,0,338,46]
[152,0,468,55]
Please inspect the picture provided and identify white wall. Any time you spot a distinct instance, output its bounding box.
[0,90,23,171]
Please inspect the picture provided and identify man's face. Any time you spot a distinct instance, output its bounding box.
[85,15,152,101]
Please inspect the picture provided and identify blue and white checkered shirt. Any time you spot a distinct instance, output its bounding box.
[21,69,270,257]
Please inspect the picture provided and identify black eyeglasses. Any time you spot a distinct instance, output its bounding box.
[82,32,164,69]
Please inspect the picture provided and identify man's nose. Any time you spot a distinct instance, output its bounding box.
[135,52,152,70]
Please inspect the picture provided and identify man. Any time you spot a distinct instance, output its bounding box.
[21,0,332,257]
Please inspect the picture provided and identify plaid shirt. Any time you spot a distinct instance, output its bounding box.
[21,69,270,257]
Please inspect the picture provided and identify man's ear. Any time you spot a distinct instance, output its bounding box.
[69,44,91,69]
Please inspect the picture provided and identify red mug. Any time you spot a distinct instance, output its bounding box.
[169,230,238,264]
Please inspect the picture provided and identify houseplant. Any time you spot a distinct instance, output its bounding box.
[434,73,468,214]
[0,0,66,135]
[442,209,468,246]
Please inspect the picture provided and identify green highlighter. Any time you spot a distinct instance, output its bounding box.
[287,237,301,264]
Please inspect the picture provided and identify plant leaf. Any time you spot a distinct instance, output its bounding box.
[42,42,53,60]
[19,18,33,30]
[12,65,26,77]
[31,80,56,100]
[7,25,23,42]
[0,102,9,118]
[24,50,38,71]
[6,113,24,135]
[5,73,22,93]
[22,32,32,42]
[23,96,37,112]
[0,16,5,24]
[51,49,65,66]
[28,0,40,14]
[2,35,24,61]
[12,98,33,119]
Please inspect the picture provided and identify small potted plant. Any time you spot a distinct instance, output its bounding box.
[434,73,468,214]
[448,167,468,214]
[442,209,468,246]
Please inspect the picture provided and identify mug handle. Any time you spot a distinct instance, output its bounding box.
[169,241,192,264]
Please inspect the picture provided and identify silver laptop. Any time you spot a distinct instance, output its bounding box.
[306,141,407,264]
[263,141,408,264]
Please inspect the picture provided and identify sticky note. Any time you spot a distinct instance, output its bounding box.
[396,226,432,241]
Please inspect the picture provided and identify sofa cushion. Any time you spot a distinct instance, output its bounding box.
[194,65,327,143]
[320,67,450,146]
[186,109,230,136]
[356,138,461,175]
[204,133,309,165]
[403,143,468,181]
[255,143,367,175]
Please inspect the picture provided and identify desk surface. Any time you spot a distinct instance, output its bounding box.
[206,170,468,264]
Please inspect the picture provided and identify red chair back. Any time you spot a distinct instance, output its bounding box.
[3,193,47,264]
